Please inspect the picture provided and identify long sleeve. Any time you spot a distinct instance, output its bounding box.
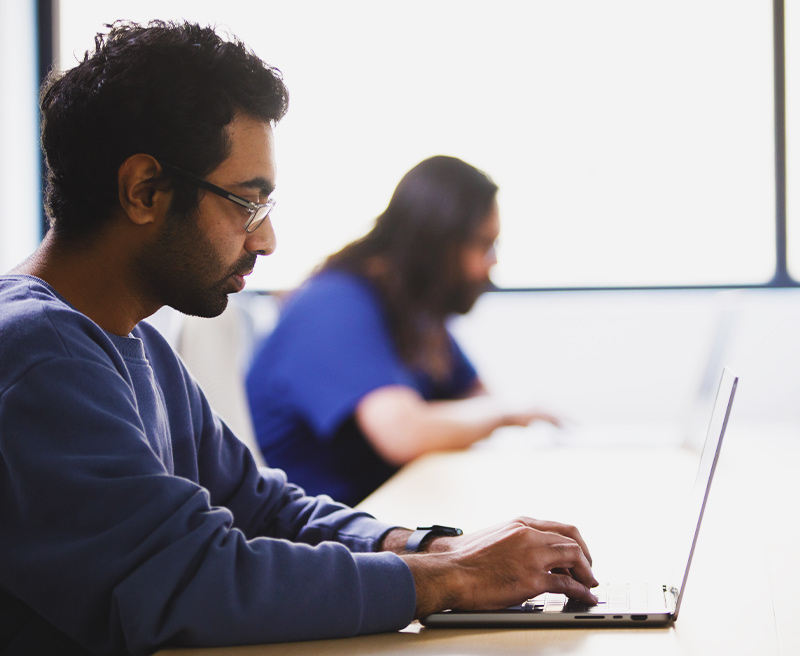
[0,278,416,655]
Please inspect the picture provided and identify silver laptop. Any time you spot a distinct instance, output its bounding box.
[422,367,738,629]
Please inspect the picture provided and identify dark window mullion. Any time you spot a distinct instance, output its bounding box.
[36,0,56,239]
[773,0,792,285]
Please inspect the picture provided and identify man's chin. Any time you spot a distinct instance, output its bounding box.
[171,292,230,319]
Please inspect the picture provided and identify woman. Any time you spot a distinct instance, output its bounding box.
[246,156,556,505]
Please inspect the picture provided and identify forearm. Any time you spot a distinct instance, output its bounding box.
[357,388,509,466]
[191,378,398,552]
[260,477,401,551]
[414,395,510,447]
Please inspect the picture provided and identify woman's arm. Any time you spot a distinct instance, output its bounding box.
[355,385,559,465]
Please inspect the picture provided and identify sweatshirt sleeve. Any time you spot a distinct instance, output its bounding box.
[147,321,404,553]
[0,350,416,655]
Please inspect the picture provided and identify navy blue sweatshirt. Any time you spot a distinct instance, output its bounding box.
[0,275,415,655]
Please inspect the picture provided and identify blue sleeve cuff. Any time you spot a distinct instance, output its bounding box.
[351,551,416,634]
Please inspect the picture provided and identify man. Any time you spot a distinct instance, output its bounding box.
[247,156,559,506]
[0,20,597,655]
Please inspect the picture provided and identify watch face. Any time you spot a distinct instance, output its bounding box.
[427,525,463,537]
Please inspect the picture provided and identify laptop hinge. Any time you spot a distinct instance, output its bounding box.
[666,585,679,612]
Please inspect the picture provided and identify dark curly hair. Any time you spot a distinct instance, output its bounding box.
[40,20,289,239]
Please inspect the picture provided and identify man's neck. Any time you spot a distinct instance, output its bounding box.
[11,231,158,336]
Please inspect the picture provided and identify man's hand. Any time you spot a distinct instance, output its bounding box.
[425,517,592,564]
[398,517,598,619]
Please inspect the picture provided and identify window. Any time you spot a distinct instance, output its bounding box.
[55,0,778,290]
[0,2,40,273]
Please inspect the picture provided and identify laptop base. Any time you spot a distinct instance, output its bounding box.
[422,582,674,628]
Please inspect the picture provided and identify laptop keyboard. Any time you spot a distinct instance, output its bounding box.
[521,583,651,613]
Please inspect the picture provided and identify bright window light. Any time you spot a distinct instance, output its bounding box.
[58,0,776,290]
[0,1,40,273]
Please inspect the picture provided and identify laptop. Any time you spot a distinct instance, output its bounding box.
[422,367,738,628]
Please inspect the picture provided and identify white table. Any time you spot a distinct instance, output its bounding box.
[160,420,798,655]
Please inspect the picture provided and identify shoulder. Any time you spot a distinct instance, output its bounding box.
[279,270,384,326]
[294,269,378,307]
[249,270,395,372]
[0,276,119,378]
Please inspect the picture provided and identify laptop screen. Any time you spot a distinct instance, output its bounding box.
[669,368,738,619]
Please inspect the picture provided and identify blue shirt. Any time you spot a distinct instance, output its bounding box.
[246,270,478,506]
[0,275,415,655]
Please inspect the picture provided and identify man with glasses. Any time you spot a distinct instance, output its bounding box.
[0,20,596,655]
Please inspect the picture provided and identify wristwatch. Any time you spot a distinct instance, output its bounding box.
[405,524,463,552]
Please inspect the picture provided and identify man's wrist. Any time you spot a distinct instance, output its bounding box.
[421,534,462,553]
[379,526,463,554]
[401,551,462,619]
[378,527,414,554]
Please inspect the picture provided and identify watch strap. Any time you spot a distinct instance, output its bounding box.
[405,524,463,552]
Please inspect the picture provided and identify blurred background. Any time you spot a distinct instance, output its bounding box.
[2,0,798,442]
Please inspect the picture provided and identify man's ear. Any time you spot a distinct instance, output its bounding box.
[117,154,170,226]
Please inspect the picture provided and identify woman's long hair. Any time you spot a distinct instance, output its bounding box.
[322,155,498,381]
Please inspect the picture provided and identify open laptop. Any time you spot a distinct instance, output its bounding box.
[422,367,738,628]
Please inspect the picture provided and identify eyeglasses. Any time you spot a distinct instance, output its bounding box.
[159,161,275,233]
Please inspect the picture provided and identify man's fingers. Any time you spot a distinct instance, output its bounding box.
[552,566,600,590]
[561,528,592,566]
[546,571,599,605]
[508,521,597,586]
[521,518,593,566]
[542,542,599,588]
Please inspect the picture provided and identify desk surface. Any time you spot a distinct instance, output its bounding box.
[160,421,798,655]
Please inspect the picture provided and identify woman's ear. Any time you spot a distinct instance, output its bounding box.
[117,154,170,226]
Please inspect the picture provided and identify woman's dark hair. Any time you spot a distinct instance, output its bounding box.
[40,20,289,238]
[323,155,498,379]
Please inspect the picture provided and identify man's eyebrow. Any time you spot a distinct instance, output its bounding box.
[237,176,275,197]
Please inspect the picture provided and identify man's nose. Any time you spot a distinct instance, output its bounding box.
[247,215,276,256]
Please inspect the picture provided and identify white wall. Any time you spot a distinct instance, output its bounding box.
[166,288,800,452]
[449,288,800,428]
